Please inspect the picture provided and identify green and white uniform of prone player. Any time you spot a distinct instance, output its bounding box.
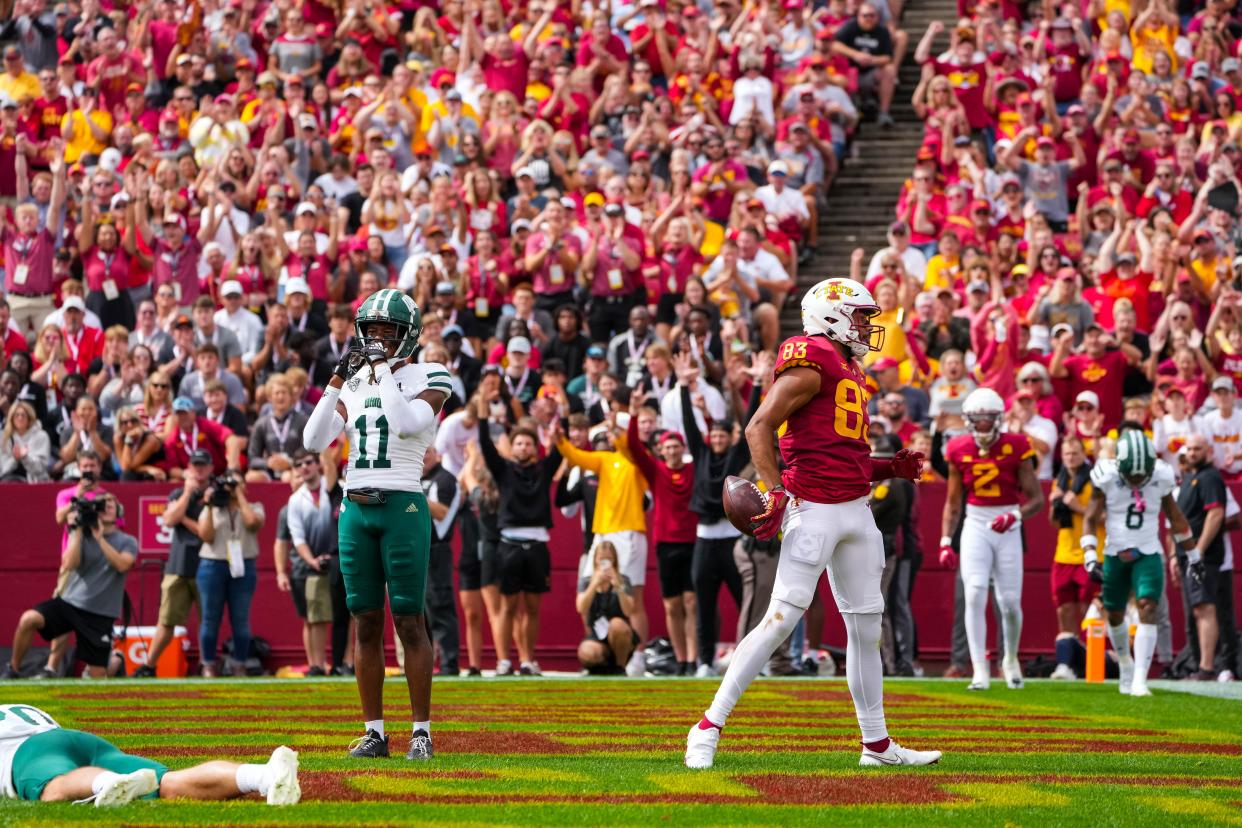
[0,704,300,807]
[1082,431,1198,697]
[304,289,451,761]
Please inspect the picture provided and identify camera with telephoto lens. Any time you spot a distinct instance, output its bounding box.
[68,496,104,531]
[209,474,239,507]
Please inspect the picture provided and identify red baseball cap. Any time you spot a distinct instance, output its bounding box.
[1122,128,1141,143]
[871,357,901,372]
[1036,135,1055,149]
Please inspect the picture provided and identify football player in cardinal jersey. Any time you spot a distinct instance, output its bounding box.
[685,278,941,770]
[940,388,1045,691]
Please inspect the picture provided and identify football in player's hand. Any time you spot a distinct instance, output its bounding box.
[723,475,766,535]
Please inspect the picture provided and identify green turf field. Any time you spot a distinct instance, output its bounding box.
[1,677,1240,826]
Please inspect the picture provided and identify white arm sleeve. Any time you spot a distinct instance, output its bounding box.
[374,363,437,437]
[304,385,346,451]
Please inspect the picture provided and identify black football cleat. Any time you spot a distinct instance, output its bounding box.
[348,729,390,758]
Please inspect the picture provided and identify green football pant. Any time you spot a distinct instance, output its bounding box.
[1101,553,1164,612]
[338,491,431,616]
[12,729,168,801]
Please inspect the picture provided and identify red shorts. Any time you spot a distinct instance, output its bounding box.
[1051,561,1098,606]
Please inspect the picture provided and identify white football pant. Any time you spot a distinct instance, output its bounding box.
[706,496,889,742]
[959,506,1024,678]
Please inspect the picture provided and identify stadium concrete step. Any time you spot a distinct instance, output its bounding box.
[782,0,957,335]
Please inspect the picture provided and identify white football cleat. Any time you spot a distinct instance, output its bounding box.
[1050,663,1076,680]
[694,663,717,678]
[684,723,721,769]
[1118,657,1134,695]
[263,746,301,806]
[1129,683,1152,697]
[859,740,942,767]
[1002,657,1024,689]
[626,650,647,677]
[967,671,990,691]
[94,768,159,807]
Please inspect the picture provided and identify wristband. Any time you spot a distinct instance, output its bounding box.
[939,535,952,548]
[1173,530,1193,544]
[1080,534,1098,551]
[1008,508,1021,521]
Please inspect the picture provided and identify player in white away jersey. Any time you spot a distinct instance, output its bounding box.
[304,289,451,761]
[1083,430,1197,696]
[0,703,299,806]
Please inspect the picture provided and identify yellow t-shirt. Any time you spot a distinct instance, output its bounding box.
[556,436,648,535]
[419,98,481,138]
[863,307,909,368]
[1130,23,1177,75]
[923,253,961,292]
[1052,479,1106,565]
[61,109,114,164]
[0,70,39,102]
[1190,256,1219,294]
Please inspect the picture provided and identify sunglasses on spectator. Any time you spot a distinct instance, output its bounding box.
[117,418,138,426]
[150,382,170,388]
[1021,377,1042,384]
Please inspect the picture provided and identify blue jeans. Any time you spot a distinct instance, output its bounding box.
[196,558,257,666]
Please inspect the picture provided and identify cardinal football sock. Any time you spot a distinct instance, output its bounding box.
[365,719,385,738]
[844,611,888,743]
[1107,623,1131,662]
[697,716,721,731]
[91,771,122,797]
[413,721,430,735]
[1134,623,1157,682]
[963,583,990,678]
[235,763,267,795]
[863,737,892,753]
[705,599,801,727]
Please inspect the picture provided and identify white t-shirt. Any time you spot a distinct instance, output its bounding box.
[754,184,809,222]
[1152,413,1200,466]
[660,381,727,438]
[866,245,927,283]
[433,408,478,476]
[214,307,265,361]
[1018,414,1059,480]
[1198,407,1242,475]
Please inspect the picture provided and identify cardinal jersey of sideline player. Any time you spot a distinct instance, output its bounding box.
[944,431,1037,512]
[338,361,453,491]
[774,334,872,504]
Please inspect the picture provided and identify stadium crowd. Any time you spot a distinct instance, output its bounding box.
[0,0,1239,682]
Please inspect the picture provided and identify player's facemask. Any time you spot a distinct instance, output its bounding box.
[851,308,886,354]
[967,413,1000,447]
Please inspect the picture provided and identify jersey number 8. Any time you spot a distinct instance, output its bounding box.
[834,379,868,441]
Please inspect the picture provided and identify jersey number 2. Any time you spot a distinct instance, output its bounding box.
[971,462,1000,497]
[354,415,392,469]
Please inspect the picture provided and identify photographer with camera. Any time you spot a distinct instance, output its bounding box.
[3,493,137,679]
[195,471,266,678]
[133,450,214,678]
[277,450,345,676]
[575,542,639,674]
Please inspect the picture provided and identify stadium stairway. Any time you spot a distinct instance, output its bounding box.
[781,0,956,337]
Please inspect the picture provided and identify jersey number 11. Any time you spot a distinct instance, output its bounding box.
[355,415,392,469]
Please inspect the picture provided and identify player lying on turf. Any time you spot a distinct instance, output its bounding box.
[1082,430,1198,697]
[0,703,300,806]
[686,278,941,769]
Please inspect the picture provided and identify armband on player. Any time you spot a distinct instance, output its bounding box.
[1174,530,1200,563]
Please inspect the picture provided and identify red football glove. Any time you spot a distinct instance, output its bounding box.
[751,488,789,541]
[938,538,958,569]
[891,448,924,481]
[990,510,1020,533]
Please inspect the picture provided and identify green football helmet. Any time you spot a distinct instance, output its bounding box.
[354,288,422,362]
[1116,429,1157,487]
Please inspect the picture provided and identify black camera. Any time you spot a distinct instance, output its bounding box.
[69,496,104,531]
[208,474,239,507]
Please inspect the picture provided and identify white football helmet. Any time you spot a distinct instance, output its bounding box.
[801,278,884,357]
[962,387,1005,448]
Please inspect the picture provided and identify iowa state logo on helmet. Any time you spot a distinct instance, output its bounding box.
[814,281,858,302]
